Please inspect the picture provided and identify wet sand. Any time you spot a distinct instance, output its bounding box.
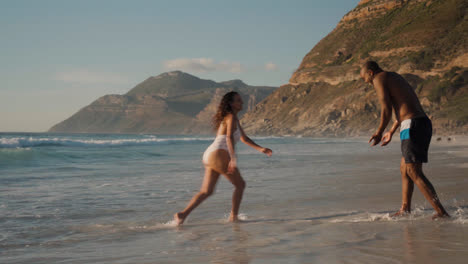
[1,134,467,263]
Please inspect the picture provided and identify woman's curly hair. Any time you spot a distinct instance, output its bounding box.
[212,91,239,131]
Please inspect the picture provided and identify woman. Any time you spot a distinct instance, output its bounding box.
[174,91,273,225]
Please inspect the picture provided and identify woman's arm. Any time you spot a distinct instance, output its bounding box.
[238,121,272,156]
[225,114,237,164]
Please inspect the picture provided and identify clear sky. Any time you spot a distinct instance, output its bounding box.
[0,0,359,132]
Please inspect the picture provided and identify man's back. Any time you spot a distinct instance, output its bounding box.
[362,60,450,219]
[376,71,426,121]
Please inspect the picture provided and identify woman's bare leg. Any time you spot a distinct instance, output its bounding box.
[174,167,220,225]
[223,168,246,222]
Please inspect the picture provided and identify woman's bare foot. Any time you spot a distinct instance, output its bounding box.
[174,212,186,226]
[391,209,410,217]
[229,214,244,223]
[432,212,450,220]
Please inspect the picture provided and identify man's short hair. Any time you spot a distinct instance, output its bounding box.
[363,61,382,73]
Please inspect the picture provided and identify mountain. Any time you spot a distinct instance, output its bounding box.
[242,0,468,136]
[48,71,276,134]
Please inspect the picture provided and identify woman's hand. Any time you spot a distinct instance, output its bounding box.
[227,159,237,174]
[261,148,273,157]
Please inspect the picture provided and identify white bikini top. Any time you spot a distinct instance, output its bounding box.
[214,123,241,144]
[204,122,241,156]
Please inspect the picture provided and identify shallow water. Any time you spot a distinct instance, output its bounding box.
[1,133,467,263]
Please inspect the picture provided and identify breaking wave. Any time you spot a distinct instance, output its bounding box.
[0,136,212,149]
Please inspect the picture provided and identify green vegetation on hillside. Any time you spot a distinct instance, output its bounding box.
[246,0,468,136]
[126,71,217,98]
[49,72,276,134]
[428,67,468,102]
[300,0,467,72]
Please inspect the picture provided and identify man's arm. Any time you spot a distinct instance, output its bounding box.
[369,76,393,146]
[381,119,400,146]
[375,77,393,134]
[388,120,400,135]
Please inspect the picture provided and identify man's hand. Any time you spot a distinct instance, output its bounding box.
[369,132,382,146]
[261,148,273,157]
[381,131,393,146]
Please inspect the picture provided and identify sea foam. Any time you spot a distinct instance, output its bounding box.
[0,136,212,148]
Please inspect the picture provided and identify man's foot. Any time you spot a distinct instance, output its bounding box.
[432,212,450,220]
[391,209,410,217]
[174,212,186,226]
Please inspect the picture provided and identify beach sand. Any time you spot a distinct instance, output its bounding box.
[1,134,467,263]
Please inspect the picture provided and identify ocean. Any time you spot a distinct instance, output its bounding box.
[1,133,467,263]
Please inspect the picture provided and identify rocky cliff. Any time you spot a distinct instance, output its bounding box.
[242,0,468,136]
[49,71,276,134]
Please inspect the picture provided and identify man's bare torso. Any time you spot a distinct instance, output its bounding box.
[374,71,426,122]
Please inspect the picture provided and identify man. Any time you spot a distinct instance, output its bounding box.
[361,61,449,219]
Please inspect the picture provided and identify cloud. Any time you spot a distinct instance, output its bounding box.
[163,58,245,73]
[264,62,278,71]
[53,69,128,85]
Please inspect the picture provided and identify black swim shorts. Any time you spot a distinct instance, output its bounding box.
[400,116,432,163]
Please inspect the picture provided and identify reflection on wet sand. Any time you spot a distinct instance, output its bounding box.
[212,224,251,264]
[403,224,416,264]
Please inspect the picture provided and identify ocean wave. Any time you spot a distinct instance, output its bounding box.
[0,136,212,148]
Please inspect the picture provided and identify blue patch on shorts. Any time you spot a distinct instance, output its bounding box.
[400,116,432,163]
[400,129,410,140]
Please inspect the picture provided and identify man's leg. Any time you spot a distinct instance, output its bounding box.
[393,157,414,216]
[405,163,449,218]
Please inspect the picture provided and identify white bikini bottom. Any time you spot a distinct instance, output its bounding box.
[202,136,230,164]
